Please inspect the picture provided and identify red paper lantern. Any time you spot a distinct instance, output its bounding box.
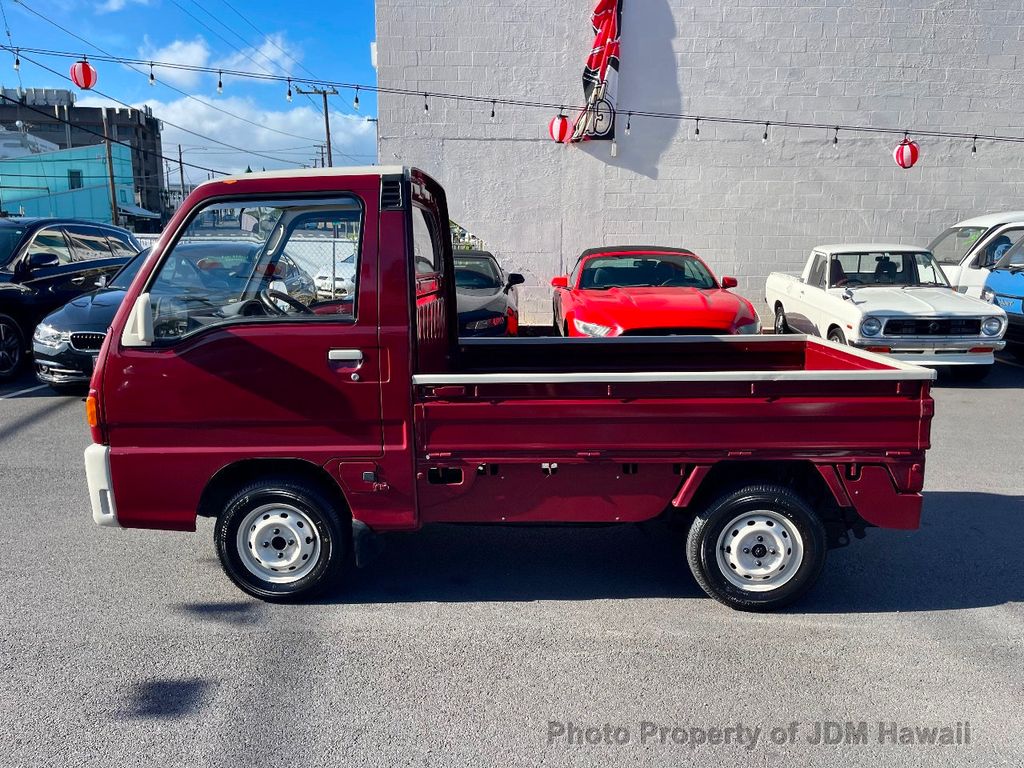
[70,59,98,90]
[893,138,920,169]
[549,114,571,143]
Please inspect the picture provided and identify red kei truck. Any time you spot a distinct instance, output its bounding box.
[83,167,935,612]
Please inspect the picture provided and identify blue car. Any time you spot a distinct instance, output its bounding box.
[983,240,1024,359]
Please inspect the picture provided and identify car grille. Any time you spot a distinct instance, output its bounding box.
[883,318,981,336]
[69,332,106,351]
[621,327,726,336]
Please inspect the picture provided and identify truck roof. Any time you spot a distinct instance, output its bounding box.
[814,243,932,255]
[199,165,408,187]
[950,211,1024,228]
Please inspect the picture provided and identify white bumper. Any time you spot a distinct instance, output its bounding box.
[851,339,1004,367]
[85,444,119,527]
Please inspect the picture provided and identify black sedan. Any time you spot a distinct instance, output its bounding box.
[0,217,141,380]
[455,250,524,336]
[33,242,317,391]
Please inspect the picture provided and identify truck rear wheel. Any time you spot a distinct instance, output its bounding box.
[214,478,348,602]
[685,484,826,611]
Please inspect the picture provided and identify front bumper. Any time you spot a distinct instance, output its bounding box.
[85,444,119,527]
[850,338,1005,366]
[33,342,97,385]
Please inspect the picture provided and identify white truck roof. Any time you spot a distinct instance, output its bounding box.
[199,165,408,187]
[949,211,1024,228]
[813,243,932,255]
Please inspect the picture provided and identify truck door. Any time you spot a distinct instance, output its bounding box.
[104,188,384,529]
[961,224,1024,298]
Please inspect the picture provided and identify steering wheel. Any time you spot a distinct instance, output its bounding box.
[258,288,313,315]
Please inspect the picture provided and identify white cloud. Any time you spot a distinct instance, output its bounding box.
[97,0,149,13]
[130,95,377,182]
[214,33,304,82]
[137,36,211,89]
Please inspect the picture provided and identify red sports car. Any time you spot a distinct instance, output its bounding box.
[551,245,761,337]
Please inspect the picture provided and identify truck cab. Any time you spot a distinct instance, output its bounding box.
[929,212,1024,298]
[85,167,935,612]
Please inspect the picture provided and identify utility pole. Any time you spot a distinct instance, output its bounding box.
[101,108,119,227]
[296,86,338,167]
[177,144,186,209]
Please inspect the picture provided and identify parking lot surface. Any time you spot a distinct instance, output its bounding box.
[2,358,1022,767]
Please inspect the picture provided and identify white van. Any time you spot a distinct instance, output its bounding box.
[929,212,1024,298]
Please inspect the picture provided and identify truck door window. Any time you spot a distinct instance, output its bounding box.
[807,254,826,287]
[145,197,362,342]
[975,227,1024,268]
[412,206,442,274]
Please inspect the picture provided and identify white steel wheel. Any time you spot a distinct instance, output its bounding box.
[236,503,321,584]
[715,511,804,592]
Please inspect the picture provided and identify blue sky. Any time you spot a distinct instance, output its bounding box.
[0,0,378,182]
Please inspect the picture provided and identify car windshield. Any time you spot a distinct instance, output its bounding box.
[454,255,502,289]
[994,238,1024,269]
[579,254,716,290]
[0,225,27,268]
[829,251,951,288]
[927,226,988,265]
[109,250,148,289]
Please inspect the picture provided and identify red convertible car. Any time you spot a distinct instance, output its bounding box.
[551,245,761,336]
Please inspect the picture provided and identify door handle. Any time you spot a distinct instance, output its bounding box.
[328,348,363,364]
[71,276,87,285]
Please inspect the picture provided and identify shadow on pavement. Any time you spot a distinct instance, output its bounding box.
[932,357,1024,389]
[174,601,262,626]
[120,678,212,719]
[327,491,1021,613]
[0,397,78,442]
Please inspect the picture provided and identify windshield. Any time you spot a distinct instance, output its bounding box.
[928,226,987,265]
[0,226,27,268]
[995,238,1024,269]
[580,254,716,290]
[829,251,951,288]
[454,255,502,289]
[109,250,148,289]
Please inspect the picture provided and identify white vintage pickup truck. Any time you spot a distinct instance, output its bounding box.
[766,244,1007,380]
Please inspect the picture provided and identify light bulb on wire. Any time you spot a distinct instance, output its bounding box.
[13,50,19,72]
[694,117,700,140]
[423,93,429,114]
[763,122,769,143]
[353,87,360,110]
[286,78,293,102]
[217,71,223,94]
[149,62,155,86]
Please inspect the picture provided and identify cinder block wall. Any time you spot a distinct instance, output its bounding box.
[377,0,1024,324]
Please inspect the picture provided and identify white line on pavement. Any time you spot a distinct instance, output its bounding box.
[0,384,48,400]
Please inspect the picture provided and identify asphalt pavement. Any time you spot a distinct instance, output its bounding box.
[1,358,1022,767]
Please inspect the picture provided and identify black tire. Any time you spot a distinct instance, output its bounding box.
[773,305,789,334]
[0,314,25,381]
[214,477,348,602]
[950,364,992,383]
[685,484,827,612]
[827,327,846,345]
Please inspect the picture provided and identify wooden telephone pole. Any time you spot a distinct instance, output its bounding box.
[295,86,338,167]
[101,109,119,226]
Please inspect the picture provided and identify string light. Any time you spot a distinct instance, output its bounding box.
[833,127,839,146]
[694,117,700,140]
[217,70,223,94]
[423,92,429,113]
[148,62,155,86]
[353,86,360,110]
[625,112,631,136]
[13,49,19,71]
[763,121,769,143]
[972,135,978,156]
[490,100,496,121]
[286,78,292,102]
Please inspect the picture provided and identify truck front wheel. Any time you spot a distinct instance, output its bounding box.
[685,484,826,611]
[214,478,348,602]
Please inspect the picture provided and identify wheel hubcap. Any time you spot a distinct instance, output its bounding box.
[0,322,20,375]
[716,511,804,592]
[236,503,321,584]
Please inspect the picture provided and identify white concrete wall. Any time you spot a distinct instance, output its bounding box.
[377,0,1024,323]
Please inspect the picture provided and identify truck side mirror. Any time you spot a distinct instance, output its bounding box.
[27,251,59,270]
[551,275,569,288]
[721,276,738,289]
[121,293,154,347]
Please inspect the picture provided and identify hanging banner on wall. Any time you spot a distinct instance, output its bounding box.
[570,0,623,143]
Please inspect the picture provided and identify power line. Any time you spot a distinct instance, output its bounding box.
[11,0,321,149]
[9,44,1024,148]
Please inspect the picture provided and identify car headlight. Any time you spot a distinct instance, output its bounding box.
[980,288,996,304]
[466,316,505,331]
[736,318,761,335]
[861,316,883,337]
[982,316,1004,336]
[33,323,70,348]
[573,318,613,337]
